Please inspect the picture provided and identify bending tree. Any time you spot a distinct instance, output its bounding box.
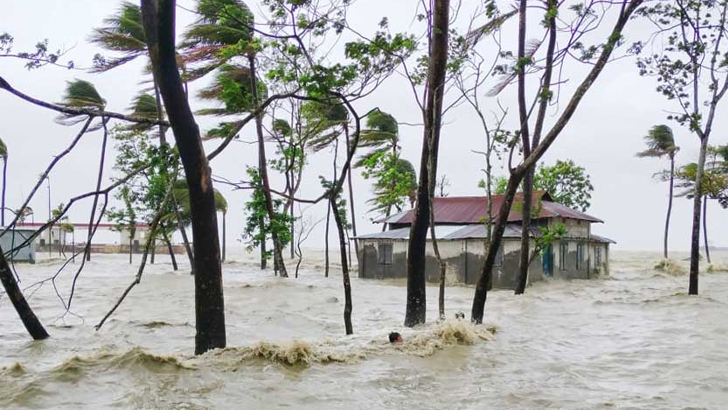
[636,0,728,294]
[637,124,679,260]
[140,0,226,354]
[471,0,645,322]
[357,111,417,226]
[405,0,451,328]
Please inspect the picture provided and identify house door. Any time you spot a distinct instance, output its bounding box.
[542,244,553,276]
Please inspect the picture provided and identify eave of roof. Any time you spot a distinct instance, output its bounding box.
[376,192,602,225]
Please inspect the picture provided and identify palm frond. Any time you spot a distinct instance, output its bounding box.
[214,189,228,212]
[88,1,146,72]
[466,8,518,48]
[56,79,106,125]
[487,38,542,97]
[129,93,159,119]
[638,124,678,158]
[203,120,245,140]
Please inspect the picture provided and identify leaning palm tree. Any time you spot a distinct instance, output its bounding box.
[57,79,107,263]
[355,111,416,222]
[57,79,107,126]
[0,138,7,227]
[637,125,679,259]
[355,110,400,168]
[173,180,228,264]
[89,1,147,71]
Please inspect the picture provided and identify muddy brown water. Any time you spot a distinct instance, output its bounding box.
[1,251,727,410]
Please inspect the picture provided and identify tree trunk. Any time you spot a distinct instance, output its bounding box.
[514,0,535,296]
[689,136,708,295]
[150,239,156,264]
[405,0,450,327]
[324,201,331,278]
[0,248,49,340]
[165,233,178,271]
[471,175,521,323]
[173,196,195,275]
[515,170,533,295]
[664,157,675,259]
[289,195,295,259]
[259,215,267,270]
[222,211,226,263]
[141,0,226,355]
[2,159,6,227]
[86,118,109,262]
[248,55,287,278]
[154,83,166,145]
[331,196,353,335]
[129,234,133,264]
[703,195,710,264]
[344,124,359,264]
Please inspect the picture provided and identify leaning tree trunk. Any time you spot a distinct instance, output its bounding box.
[514,169,533,295]
[331,196,353,335]
[344,124,359,264]
[689,136,708,295]
[85,117,109,262]
[472,175,521,323]
[248,55,287,278]
[154,83,167,145]
[664,157,675,260]
[404,0,450,328]
[173,197,195,275]
[0,247,49,340]
[471,0,643,323]
[289,193,295,259]
[164,232,178,271]
[141,0,226,355]
[703,195,711,264]
[2,159,6,227]
[222,211,226,263]
[259,215,267,270]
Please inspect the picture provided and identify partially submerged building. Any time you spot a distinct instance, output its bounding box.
[355,192,613,289]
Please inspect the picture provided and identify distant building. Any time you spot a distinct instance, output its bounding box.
[0,228,37,263]
[354,192,613,289]
[13,222,160,254]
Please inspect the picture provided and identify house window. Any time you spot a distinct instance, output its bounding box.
[559,242,568,271]
[378,243,393,265]
[595,246,601,266]
[576,243,585,270]
[493,245,503,267]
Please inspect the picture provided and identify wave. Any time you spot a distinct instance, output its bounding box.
[206,319,495,367]
[48,347,194,378]
[0,362,26,377]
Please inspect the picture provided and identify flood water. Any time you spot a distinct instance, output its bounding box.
[1,250,727,410]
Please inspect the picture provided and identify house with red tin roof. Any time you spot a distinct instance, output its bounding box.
[354,192,613,289]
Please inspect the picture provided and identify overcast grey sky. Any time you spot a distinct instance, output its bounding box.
[2,0,727,252]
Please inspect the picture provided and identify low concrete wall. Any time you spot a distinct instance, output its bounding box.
[358,238,544,290]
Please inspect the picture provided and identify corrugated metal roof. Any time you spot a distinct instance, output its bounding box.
[378,192,603,225]
[354,224,539,240]
[590,234,616,244]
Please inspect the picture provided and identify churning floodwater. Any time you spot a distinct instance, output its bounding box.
[2,250,727,410]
